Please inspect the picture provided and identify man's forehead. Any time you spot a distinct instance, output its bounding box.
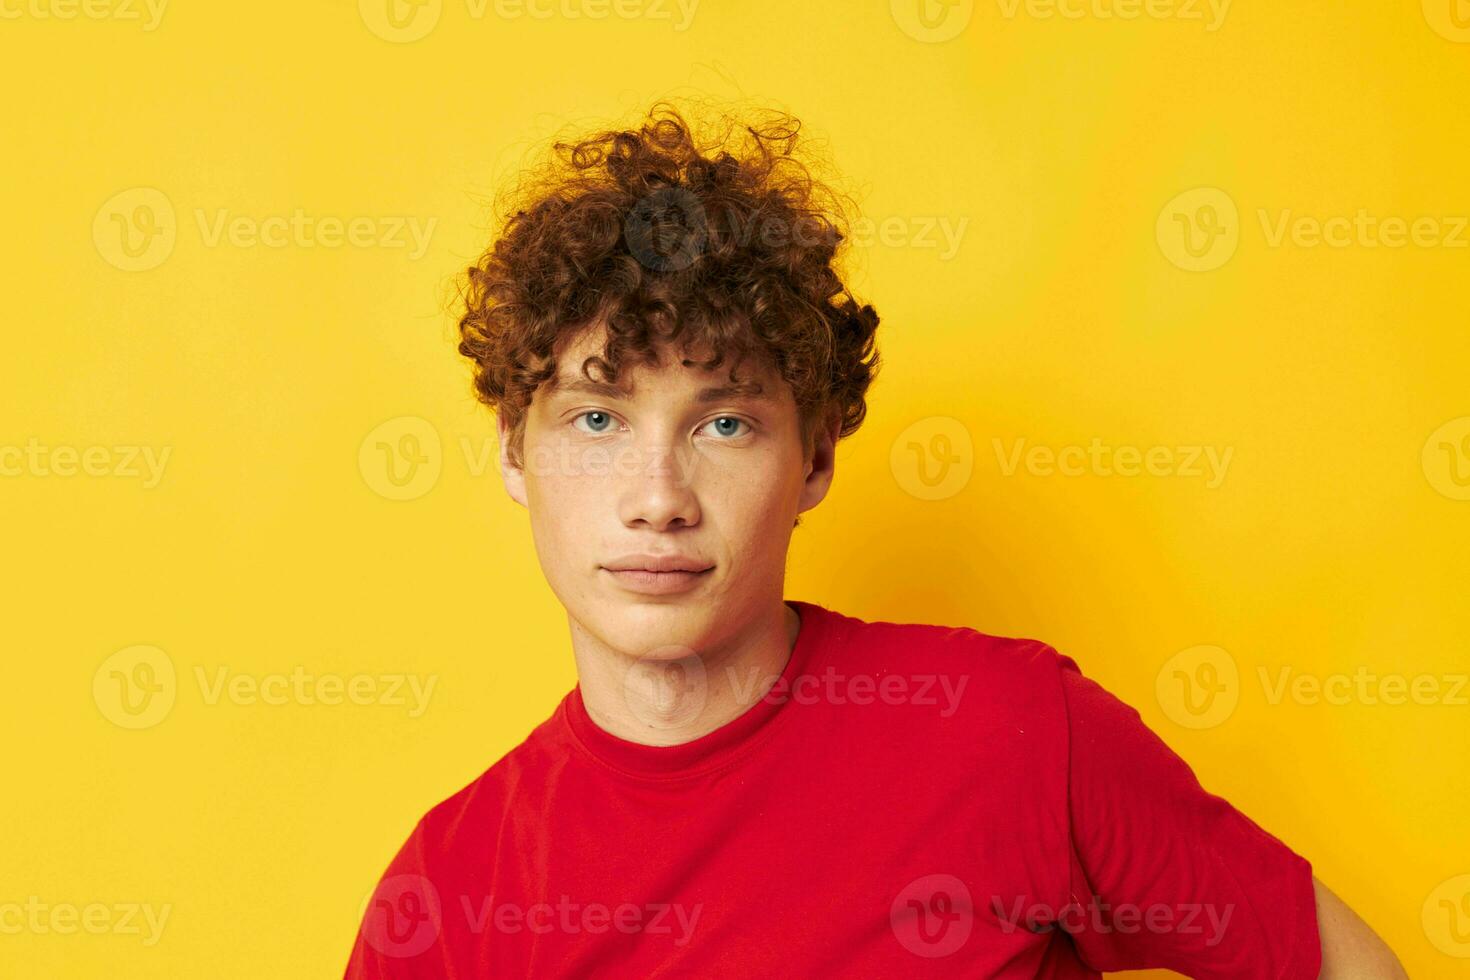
[545,367,771,402]
[546,328,779,402]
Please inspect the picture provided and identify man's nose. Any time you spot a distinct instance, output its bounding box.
[616,437,700,531]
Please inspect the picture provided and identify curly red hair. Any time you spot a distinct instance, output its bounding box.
[456,101,881,469]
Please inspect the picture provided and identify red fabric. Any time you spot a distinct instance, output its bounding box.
[344,600,1320,978]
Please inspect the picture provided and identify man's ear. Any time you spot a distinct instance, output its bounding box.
[497,412,529,509]
[797,414,841,515]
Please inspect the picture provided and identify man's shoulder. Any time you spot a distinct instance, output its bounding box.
[405,701,569,857]
[818,601,1078,682]
[807,603,1088,744]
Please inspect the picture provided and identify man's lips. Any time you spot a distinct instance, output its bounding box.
[600,558,714,596]
[602,554,713,573]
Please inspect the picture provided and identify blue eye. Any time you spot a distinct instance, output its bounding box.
[573,411,617,434]
[702,416,749,438]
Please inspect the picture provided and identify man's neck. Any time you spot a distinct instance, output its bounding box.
[570,600,801,747]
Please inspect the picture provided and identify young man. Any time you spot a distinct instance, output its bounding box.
[344,104,1404,978]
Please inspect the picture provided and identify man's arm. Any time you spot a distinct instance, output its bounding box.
[1313,876,1406,979]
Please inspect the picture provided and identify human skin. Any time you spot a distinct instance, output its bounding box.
[492,318,1405,978]
[495,319,838,746]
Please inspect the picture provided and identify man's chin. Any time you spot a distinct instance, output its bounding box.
[598,599,712,660]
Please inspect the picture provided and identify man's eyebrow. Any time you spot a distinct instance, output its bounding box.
[695,381,770,403]
[546,377,631,399]
[545,376,772,402]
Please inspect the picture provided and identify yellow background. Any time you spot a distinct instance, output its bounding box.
[2,0,1467,976]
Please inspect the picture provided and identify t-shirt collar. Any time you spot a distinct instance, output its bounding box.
[560,599,834,780]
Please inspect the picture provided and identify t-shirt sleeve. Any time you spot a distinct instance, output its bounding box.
[342,818,446,980]
[1053,653,1321,979]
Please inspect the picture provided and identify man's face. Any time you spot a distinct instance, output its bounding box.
[498,324,836,659]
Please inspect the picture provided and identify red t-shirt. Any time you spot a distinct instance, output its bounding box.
[343,600,1321,978]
